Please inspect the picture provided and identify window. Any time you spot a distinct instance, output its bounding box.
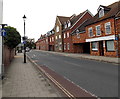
[76,29,79,33]
[55,44,58,48]
[64,22,67,29]
[67,32,69,38]
[77,33,80,38]
[67,43,70,50]
[64,43,66,50]
[59,42,62,50]
[105,22,111,34]
[56,36,58,40]
[56,26,59,32]
[91,42,98,51]
[96,25,101,36]
[99,8,104,18]
[88,27,93,37]
[50,38,51,42]
[59,35,61,39]
[106,40,115,51]
[46,39,48,42]
[68,21,71,27]
[64,33,66,38]
[52,37,54,41]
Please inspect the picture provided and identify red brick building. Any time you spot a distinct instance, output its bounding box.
[62,10,93,53]
[36,1,119,58]
[36,40,40,50]
[85,1,120,57]
[72,19,91,53]
[48,29,55,51]
[38,34,49,51]
[54,16,70,52]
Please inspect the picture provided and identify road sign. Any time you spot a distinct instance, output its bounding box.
[0,28,6,36]
[23,41,26,44]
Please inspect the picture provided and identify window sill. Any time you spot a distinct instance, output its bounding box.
[92,49,98,51]
[106,50,115,52]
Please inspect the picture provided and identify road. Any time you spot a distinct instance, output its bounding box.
[27,50,118,97]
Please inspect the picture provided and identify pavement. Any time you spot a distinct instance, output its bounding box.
[2,53,62,97]
[37,50,120,64]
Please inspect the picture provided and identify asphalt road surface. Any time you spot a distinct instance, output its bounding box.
[27,50,118,97]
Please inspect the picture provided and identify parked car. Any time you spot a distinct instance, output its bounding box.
[26,47,30,52]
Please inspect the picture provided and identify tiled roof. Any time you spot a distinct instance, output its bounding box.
[57,16,70,25]
[71,11,86,25]
[62,10,87,32]
[71,19,90,35]
[87,1,120,25]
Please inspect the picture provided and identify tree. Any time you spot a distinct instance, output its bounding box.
[26,41,36,49]
[4,26,21,49]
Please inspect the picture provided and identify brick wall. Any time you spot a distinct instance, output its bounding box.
[54,17,63,52]
[115,18,120,57]
[86,18,115,39]
[86,18,118,57]
[4,45,15,66]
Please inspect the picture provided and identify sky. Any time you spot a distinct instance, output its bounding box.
[3,0,118,42]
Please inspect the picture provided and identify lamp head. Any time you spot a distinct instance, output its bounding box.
[23,15,27,21]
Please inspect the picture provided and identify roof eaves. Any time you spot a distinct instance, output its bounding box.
[70,10,88,29]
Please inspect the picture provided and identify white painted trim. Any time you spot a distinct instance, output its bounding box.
[87,9,94,17]
[70,11,87,29]
[70,10,93,29]
[57,16,62,26]
[86,35,115,42]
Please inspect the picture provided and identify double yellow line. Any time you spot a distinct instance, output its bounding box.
[27,55,75,98]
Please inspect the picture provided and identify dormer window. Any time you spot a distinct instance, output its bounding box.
[56,26,59,32]
[98,6,105,18]
[68,20,71,27]
[64,22,67,29]
[99,8,104,18]
[76,29,79,33]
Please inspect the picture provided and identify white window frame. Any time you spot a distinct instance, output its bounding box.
[88,27,93,37]
[96,25,101,36]
[50,38,51,42]
[59,35,61,39]
[56,26,59,32]
[99,8,104,18]
[64,43,66,50]
[91,42,98,51]
[68,21,71,27]
[67,43,70,50]
[67,32,69,38]
[64,33,66,39]
[105,22,111,34]
[59,42,62,50]
[106,40,115,51]
[56,36,58,40]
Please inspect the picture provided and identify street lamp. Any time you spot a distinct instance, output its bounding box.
[0,24,7,79]
[23,15,27,63]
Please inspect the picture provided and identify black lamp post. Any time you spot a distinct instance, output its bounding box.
[23,15,27,63]
[0,24,7,79]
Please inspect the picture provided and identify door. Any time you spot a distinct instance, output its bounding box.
[99,41,104,56]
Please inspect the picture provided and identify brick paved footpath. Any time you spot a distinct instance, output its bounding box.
[2,53,62,97]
